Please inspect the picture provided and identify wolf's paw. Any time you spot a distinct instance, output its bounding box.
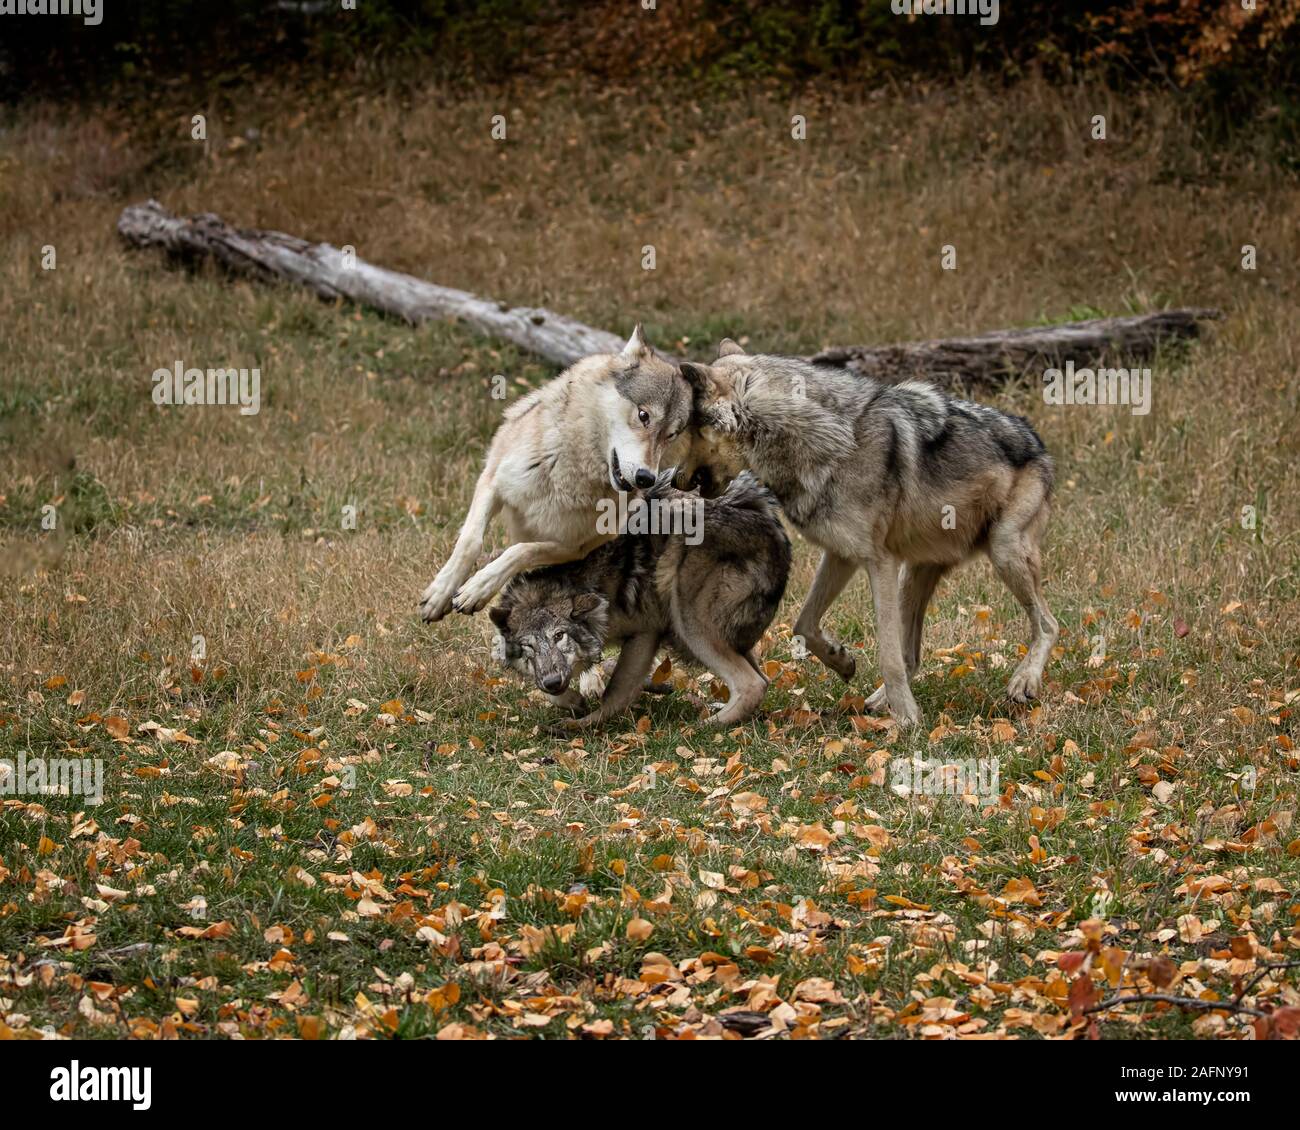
[450,570,500,615]
[545,716,583,736]
[704,697,763,729]
[822,643,856,682]
[863,683,889,714]
[1006,667,1042,704]
[418,575,458,623]
[547,711,602,735]
[891,700,922,731]
[577,666,608,700]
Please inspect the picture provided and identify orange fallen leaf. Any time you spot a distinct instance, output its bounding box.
[177,921,234,940]
[1001,877,1042,905]
[626,917,654,941]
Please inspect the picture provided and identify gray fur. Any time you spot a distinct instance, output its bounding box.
[680,348,1059,729]
[490,472,791,730]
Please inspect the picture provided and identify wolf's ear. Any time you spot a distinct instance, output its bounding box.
[679,362,713,393]
[488,604,511,632]
[620,323,649,360]
[570,592,608,622]
[717,338,745,358]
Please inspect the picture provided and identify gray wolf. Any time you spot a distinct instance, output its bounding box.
[489,472,791,730]
[679,339,1058,730]
[418,325,692,622]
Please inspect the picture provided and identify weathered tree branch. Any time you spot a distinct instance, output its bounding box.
[117,199,1220,382]
[811,309,1222,385]
[117,199,623,367]
[1084,991,1268,1020]
[1083,961,1300,1026]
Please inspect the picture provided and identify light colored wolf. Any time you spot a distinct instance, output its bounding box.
[418,326,692,622]
[679,340,1058,730]
[490,472,791,730]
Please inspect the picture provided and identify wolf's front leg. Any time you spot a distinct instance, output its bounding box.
[452,536,609,615]
[864,553,921,730]
[793,551,859,680]
[550,633,658,732]
[420,467,500,622]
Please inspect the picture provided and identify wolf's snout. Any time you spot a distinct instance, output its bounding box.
[540,672,566,694]
[633,467,656,489]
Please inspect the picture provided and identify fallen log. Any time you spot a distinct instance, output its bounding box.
[117,199,623,367]
[117,199,1220,381]
[811,309,1222,385]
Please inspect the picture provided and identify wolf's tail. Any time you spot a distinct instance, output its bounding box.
[711,470,777,515]
[696,471,789,560]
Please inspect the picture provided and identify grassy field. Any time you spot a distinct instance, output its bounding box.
[1,76,1298,1040]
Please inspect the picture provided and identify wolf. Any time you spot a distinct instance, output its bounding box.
[418,325,692,622]
[679,340,1058,730]
[489,472,791,730]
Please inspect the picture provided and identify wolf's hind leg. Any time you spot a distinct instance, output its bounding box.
[900,562,947,676]
[689,638,769,728]
[670,601,769,727]
[987,501,1058,704]
[793,551,859,681]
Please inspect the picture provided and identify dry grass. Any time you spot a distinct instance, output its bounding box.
[0,76,1297,1040]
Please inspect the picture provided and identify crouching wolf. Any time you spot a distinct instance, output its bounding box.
[419,325,691,622]
[680,341,1058,730]
[489,472,791,730]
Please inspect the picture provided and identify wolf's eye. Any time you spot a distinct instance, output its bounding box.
[638,408,650,426]
[552,630,566,644]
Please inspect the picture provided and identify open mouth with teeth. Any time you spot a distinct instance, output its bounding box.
[608,448,633,492]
